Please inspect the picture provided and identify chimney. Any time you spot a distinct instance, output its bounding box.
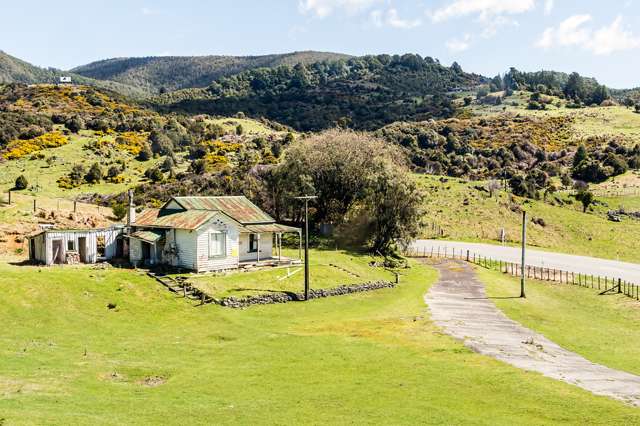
[127,189,136,226]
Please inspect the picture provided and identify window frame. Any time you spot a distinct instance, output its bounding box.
[208,231,226,258]
[248,233,259,253]
[67,239,75,251]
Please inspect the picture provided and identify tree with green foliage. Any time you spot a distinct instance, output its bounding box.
[137,143,153,161]
[144,167,164,183]
[150,130,174,155]
[85,163,103,183]
[14,174,28,190]
[111,202,127,220]
[564,72,585,101]
[576,190,594,213]
[573,145,587,167]
[65,115,85,133]
[69,164,86,185]
[160,155,175,172]
[236,124,244,135]
[268,129,423,253]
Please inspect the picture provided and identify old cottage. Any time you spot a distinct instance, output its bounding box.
[129,196,300,272]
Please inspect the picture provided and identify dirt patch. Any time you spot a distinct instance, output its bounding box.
[136,376,167,387]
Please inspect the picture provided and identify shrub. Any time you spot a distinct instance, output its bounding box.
[111,203,127,220]
[137,143,152,161]
[144,167,164,183]
[14,175,28,190]
[85,163,103,184]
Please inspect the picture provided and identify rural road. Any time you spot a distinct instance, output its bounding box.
[411,239,640,284]
[425,259,640,406]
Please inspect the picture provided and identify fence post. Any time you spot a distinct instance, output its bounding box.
[618,278,622,294]
[466,250,470,262]
[7,190,11,205]
[74,200,77,213]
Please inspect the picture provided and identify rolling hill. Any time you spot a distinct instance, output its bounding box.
[153,54,486,130]
[71,51,351,94]
[0,50,146,97]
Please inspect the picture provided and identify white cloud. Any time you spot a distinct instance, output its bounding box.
[535,27,554,48]
[373,8,422,29]
[480,15,518,38]
[446,34,472,51]
[588,16,640,54]
[298,0,381,18]
[535,15,640,55]
[543,0,554,15]
[430,0,535,23]
[556,14,592,45]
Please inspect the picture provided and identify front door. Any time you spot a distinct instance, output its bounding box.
[78,237,87,263]
[51,239,63,264]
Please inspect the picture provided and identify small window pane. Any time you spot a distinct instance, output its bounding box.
[67,240,75,251]
[209,232,226,257]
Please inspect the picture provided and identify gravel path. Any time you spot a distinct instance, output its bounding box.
[425,259,640,406]
[412,239,640,283]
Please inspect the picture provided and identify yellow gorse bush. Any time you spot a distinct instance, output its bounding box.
[4,132,69,160]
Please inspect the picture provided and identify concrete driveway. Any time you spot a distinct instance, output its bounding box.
[426,259,640,406]
[410,239,640,284]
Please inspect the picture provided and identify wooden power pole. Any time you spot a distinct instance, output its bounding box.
[295,195,317,301]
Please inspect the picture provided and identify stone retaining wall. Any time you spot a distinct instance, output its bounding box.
[218,280,395,309]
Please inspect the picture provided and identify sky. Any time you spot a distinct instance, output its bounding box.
[2,0,640,88]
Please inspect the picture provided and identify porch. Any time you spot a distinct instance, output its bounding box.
[239,223,302,265]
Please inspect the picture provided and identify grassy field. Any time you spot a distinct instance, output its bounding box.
[479,267,640,377]
[3,254,640,424]
[469,91,640,144]
[0,131,165,198]
[206,117,288,136]
[185,248,394,299]
[419,174,640,263]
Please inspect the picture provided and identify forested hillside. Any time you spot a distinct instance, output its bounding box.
[154,54,484,130]
[72,51,350,94]
[0,51,145,97]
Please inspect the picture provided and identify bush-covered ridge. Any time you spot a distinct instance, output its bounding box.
[71,51,352,94]
[153,54,485,130]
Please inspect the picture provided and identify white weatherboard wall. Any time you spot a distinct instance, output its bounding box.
[36,228,122,265]
[239,232,273,262]
[165,228,199,270]
[195,217,240,272]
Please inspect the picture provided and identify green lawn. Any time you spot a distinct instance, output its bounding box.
[479,267,640,376]
[2,258,640,424]
[419,174,640,263]
[185,248,394,299]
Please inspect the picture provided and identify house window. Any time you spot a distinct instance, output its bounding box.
[249,234,259,253]
[67,239,75,251]
[209,232,226,258]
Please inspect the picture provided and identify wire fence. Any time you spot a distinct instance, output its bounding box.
[0,191,106,216]
[405,246,640,301]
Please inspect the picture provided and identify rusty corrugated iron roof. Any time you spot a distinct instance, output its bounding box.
[134,209,220,230]
[243,224,300,233]
[171,196,274,225]
[129,230,163,243]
